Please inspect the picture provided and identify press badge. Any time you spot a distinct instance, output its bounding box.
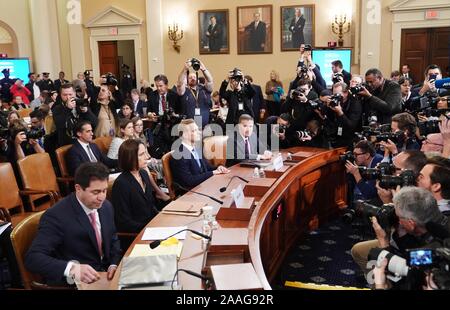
[195,108,201,116]
[238,103,244,110]
[337,126,343,136]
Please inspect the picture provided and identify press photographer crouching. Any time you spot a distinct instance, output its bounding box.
[266,113,291,149]
[5,119,45,162]
[352,187,450,289]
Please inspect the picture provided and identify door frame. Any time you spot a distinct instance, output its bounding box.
[89,26,142,87]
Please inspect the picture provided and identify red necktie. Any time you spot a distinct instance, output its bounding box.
[88,212,103,257]
[161,94,167,111]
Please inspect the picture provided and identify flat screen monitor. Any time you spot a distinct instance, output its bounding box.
[0,58,30,82]
[312,49,352,87]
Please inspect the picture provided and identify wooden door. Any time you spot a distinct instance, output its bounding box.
[98,41,118,76]
[429,27,450,78]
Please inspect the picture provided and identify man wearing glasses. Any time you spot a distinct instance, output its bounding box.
[345,140,383,204]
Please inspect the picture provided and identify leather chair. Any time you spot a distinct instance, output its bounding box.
[203,135,228,168]
[0,163,53,227]
[93,136,113,155]
[161,151,176,200]
[55,144,74,194]
[17,153,61,212]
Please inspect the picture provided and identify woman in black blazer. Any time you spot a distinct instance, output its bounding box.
[112,139,161,233]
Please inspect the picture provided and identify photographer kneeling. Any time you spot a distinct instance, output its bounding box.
[6,120,45,162]
[266,113,291,149]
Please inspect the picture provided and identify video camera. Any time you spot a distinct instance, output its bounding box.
[418,119,441,136]
[343,200,398,231]
[153,107,186,136]
[422,108,450,118]
[407,92,440,112]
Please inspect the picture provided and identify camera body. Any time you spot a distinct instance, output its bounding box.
[303,44,312,51]
[408,92,439,112]
[339,151,355,163]
[422,108,450,118]
[105,73,118,86]
[418,120,441,136]
[26,128,45,140]
[228,68,243,82]
[292,87,306,100]
[329,93,343,107]
[379,169,416,189]
[0,127,9,140]
[359,162,396,180]
[190,58,201,71]
[374,131,405,144]
[274,124,287,135]
[344,200,398,230]
[332,72,344,84]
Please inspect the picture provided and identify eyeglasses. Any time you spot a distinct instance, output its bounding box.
[423,140,443,147]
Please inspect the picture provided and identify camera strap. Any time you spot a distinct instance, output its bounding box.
[189,87,200,109]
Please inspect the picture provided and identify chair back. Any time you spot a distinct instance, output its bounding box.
[17,108,33,119]
[93,136,113,155]
[203,135,228,167]
[161,151,176,200]
[17,153,59,211]
[55,144,73,178]
[0,163,25,215]
[10,211,45,289]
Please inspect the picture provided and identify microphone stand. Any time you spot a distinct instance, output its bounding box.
[174,182,224,205]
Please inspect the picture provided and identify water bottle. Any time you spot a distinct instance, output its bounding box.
[259,167,266,178]
[253,167,260,178]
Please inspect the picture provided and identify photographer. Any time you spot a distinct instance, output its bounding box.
[6,120,45,161]
[322,82,362,148]
[289,48,326,95]
[266,113,291,149]
[177,58,213,128]
[345,140,383,204]
[416,64,443,97]
[148,74,181,116]
[53,84,98,147]
[359,68,402,125]
[91,83,120,138]
[331,60,351,86]
[220,68,255,125]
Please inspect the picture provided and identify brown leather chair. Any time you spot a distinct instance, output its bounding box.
[17,108,33,119]
[93,136,113,155]
[203,135,228,168]
[17,153,60,212]
[55,145,74,194]
[161,151,176,200]
[0,163,52,227]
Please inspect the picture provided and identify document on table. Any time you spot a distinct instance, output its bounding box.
[141,226,188,241]
[129,243,183,259]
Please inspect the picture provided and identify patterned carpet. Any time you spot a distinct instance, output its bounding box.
[274,218,371,289]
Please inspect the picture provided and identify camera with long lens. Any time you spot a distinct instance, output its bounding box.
[190,58,201,71]
[379,169,416,189]
[343,200,398,231]
[418,120,441,136]
[105,73,118,86]
[359,162,396,180]
[339,151,355,163]
[329,93,343,107]
[368,248,409,282]
[349,83,368,96]
[228,68,243,82]
[374,131,405,144]
[407,92,439,112]
[26,128,45,140]
[422,108,450,118]
[332,72,344,84]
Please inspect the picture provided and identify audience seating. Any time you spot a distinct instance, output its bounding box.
[55,145,74,194]
[203,135,228,168]
[93,136,113,155]
[161,151,176,200]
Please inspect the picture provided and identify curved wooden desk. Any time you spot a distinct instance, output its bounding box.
[99,147,347,290]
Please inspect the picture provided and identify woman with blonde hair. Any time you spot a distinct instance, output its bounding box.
[265,70,284,117]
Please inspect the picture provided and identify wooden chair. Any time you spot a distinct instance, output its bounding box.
[93,136,113,155]
[0,163,53,227]
[55,145,75,194]
[17,153,61,212]
[17,108,33,119]
[203,135,228,168]
[161,151,176,200]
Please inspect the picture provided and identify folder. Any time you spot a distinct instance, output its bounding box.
[160,201,205,217]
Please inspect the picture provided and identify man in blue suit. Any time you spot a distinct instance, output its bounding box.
[67,121,117,176]
[170,119,229,190]
[25,163,122,286]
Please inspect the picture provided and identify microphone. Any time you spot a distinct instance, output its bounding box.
[149,228,211,249]
[219,176,249,193]
[435,77,450,89]
[173,182,224,205]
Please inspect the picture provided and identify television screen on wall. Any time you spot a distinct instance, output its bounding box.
[312,49,352,87]
[0,58,30,82]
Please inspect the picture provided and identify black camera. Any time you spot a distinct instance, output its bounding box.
[343,200,398,231]
[422,108,450,118]
[374,131,405,144]
[408,92,439,112]
[359,162,396,180]
[379,169,416,189]
[332,72,344,84]
[75,98,89,108]
[274,124,287,135]
[0,127,9,139]
[304,44,312,51]
[349,83,367,96]
[418,120,441,136]
[292,87,306,100]
[228,68,243,82]
[26,128,45,140]
[339,151,355,163]
[190,58,201,71]
[329,93,343,107]
[105,73,118,86]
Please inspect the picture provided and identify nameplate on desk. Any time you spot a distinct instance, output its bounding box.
[273,154,284,171]
[230,184,245,209]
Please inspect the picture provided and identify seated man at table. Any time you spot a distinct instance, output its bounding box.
[226,114,272,167]
[170,119,229,190]
[25,163,122,286]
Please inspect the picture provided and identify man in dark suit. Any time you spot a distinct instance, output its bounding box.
[289,8,306,48]
[54,71,69,93]
[37,72,55,92]
[401,64,415,85]
[226,114,272,167]
[25,163,122,286]
[25,72,39,102]
[67,121,117,176]
[244,12,266,52]
[331,60,351,86]
[170,119,229,190]
[130,89,146,117]
[206,15,222,52]
[148,74,180,115]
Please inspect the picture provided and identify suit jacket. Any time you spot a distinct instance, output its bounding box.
[342,70,352,86]
[54,79,69,92]
[66,140,117,176]
[250,84,265,122]
[25,193,122,285]
[148,90,181,115]
[170,144,214,189]
[207,23,222,52]
[226,131,265,167]
[364,79,402,124]
[245,21,266,51]
[111,170,159,233]
[132,100,146,117]
[289,15,306,48]
[220,80,255,125]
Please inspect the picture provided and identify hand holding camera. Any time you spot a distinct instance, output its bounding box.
[14,131,27,146]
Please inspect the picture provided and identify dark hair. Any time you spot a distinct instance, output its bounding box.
[61,83,74,91]
[74,120,92,135]
[365,68,383,78]
[392,112,417,134]
[154,74,169,85]
[354,140,376,157]
[9,120,27,138]
[27,72,35,78]
[424,64,441,77]
[29,109,45,121]
[118,139,142,172]
[398,76,412,86]
[74,163,109,190]
[297,79,312,88]
[427,156,450,200]
[118,118,134,138]
[390,70,401,78]
[279,113,291,123]
[332,82,349,92]
[403,150,427,175]
[239,114,254,123]
[402,64,410,69]
[244,75,253,83]
[331,60,343,69]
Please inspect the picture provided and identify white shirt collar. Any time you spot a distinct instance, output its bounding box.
[78,139,91,148]
[182,142,195,153]
[76,195,98,216]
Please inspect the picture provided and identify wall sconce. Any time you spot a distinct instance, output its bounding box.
[168,23,183,53]
[331,14,351,47]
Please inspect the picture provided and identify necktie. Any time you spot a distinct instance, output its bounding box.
[192,149,202,170]
[88,212,103,257]
[244,138,250,160]
[86,145,97,163]
[161,94,167,112]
